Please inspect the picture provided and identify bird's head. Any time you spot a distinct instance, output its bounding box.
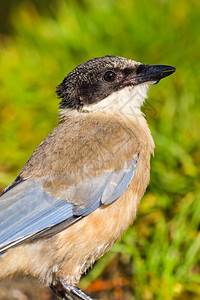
[57,56,175,115]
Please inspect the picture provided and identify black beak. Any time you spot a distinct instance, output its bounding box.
[135,64,176,84]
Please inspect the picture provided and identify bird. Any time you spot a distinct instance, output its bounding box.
[0,55,175,300]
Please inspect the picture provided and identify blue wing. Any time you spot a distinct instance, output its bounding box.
[0,156,138,254]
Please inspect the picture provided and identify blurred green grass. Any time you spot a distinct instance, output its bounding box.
[0,0,199,299]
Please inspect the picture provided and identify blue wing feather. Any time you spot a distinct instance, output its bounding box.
[0,181,73,249]
[0,156,138,253]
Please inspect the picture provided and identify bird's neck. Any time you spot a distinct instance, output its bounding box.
[59,83,155,154]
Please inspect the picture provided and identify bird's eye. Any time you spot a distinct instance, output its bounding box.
[103,71,116,82]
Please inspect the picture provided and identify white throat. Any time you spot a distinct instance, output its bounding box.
[83,83,150,119]
[83,83,155,153]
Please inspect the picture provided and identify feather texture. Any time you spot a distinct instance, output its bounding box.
[0,156,138,254]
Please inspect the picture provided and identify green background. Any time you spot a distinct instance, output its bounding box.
[0,0,200,299]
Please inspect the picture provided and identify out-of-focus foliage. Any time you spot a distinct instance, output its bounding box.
[0,0,199,299]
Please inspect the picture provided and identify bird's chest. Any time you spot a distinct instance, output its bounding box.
[55,149,151,285]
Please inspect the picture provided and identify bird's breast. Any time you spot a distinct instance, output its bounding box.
[54,145,151,285]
